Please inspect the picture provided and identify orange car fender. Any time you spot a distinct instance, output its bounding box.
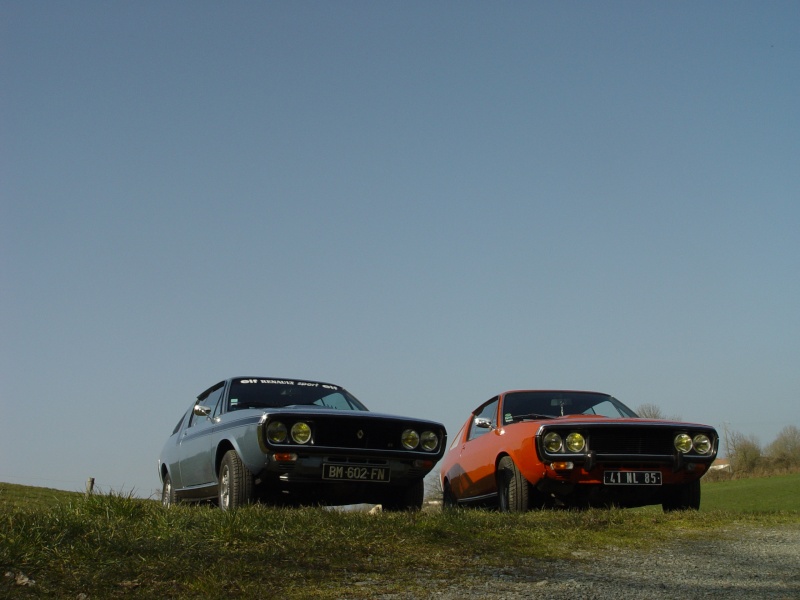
[496,428,547,487]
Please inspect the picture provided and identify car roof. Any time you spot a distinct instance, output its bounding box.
[500,389,609,396]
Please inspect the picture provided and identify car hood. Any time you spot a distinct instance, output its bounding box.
[507,415,717,431]
[238,406,446,429]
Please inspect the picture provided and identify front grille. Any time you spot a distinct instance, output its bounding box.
[313,417,402,451]
[589,428,675,455]
[537,423,717,468]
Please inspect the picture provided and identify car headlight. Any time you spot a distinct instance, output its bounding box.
[674,433,693,454]
[543,432,563,453]
[420,431,439,452]
[565,432,586,453]
[267,421,288,444]
[290,421,312,444]
[693,434,712,455]
[401,429,420,450]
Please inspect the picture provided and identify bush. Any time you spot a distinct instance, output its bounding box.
[727,431,763,475]
[765,425,800,473]
[634,403,681,421]
[636,403,665,419]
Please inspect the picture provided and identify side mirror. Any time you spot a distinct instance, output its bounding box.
[193,404,211,418]
[474,417,494,430]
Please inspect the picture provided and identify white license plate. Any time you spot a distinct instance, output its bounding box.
[603,470,662,485]
[322,464,391,483]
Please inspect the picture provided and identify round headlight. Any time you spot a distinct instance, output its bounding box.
[693,434,712,455]
[401,429,420,450]
[543,432,563,453]
[290,422,312,444]
[267,421,288,444]
[565,432,586,453]
[420,431,439,452]
[674,433,693,454]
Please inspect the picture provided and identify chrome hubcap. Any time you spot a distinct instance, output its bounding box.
[220,465,230,509]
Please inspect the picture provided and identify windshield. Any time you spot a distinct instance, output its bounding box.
[502,391,638,422]
[227,378,368,412]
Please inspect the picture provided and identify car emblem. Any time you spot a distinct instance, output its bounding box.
[357,429,364,439]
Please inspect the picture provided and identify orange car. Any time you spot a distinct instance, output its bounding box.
[439,390,718,512]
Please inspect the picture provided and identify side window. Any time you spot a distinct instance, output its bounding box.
[171,413,186,435]
[449,424,466,451]
[189,386,224,427]
[468,397,499,441]
[211,385,226,418]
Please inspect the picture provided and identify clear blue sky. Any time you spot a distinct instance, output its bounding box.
[2,2,798,498]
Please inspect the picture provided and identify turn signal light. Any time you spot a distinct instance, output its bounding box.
[272,453,298,462]
[550,461,574,471]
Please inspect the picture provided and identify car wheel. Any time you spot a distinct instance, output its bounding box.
[218,450,254,511]
[382,479,425,511]
[442,480,458,510]
[161,472,177,508]
[497,456,529,512]
[662,479,701,512]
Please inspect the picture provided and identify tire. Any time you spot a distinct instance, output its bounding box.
[382,479,425,511]
[161,472,177,508]
[662,479,701,512]
[497,456,529,512]
[218,450,254,510]
[442,480,458,510]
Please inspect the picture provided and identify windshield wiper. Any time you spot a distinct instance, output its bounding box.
[512,413,556,422]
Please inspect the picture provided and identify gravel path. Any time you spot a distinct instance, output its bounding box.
[381,525,800,599]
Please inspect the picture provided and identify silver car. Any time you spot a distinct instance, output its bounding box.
[158,377,446,510]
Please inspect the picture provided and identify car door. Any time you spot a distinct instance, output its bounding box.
[178,384,224,488]
[452,397,501,500]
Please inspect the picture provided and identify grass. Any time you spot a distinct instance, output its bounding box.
[1,476,798,599]
[0,484,83,512]
[702,472,800,512]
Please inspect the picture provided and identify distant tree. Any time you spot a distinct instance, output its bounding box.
[636,403,665,419]
[765,425,800,471]
[423,471,442,505]
[635,403,682,421]
[727,430,763,475]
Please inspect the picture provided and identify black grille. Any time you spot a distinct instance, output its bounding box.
[589,428,675,455]
[312,417,402,451]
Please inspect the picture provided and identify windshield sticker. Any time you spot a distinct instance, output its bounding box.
[504,413,513,423]
[230,399,238,406]
[236,378,339,390]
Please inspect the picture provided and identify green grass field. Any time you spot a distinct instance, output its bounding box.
[1,475,798,599]
[0,483,84,512]
[702,473,800,512]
